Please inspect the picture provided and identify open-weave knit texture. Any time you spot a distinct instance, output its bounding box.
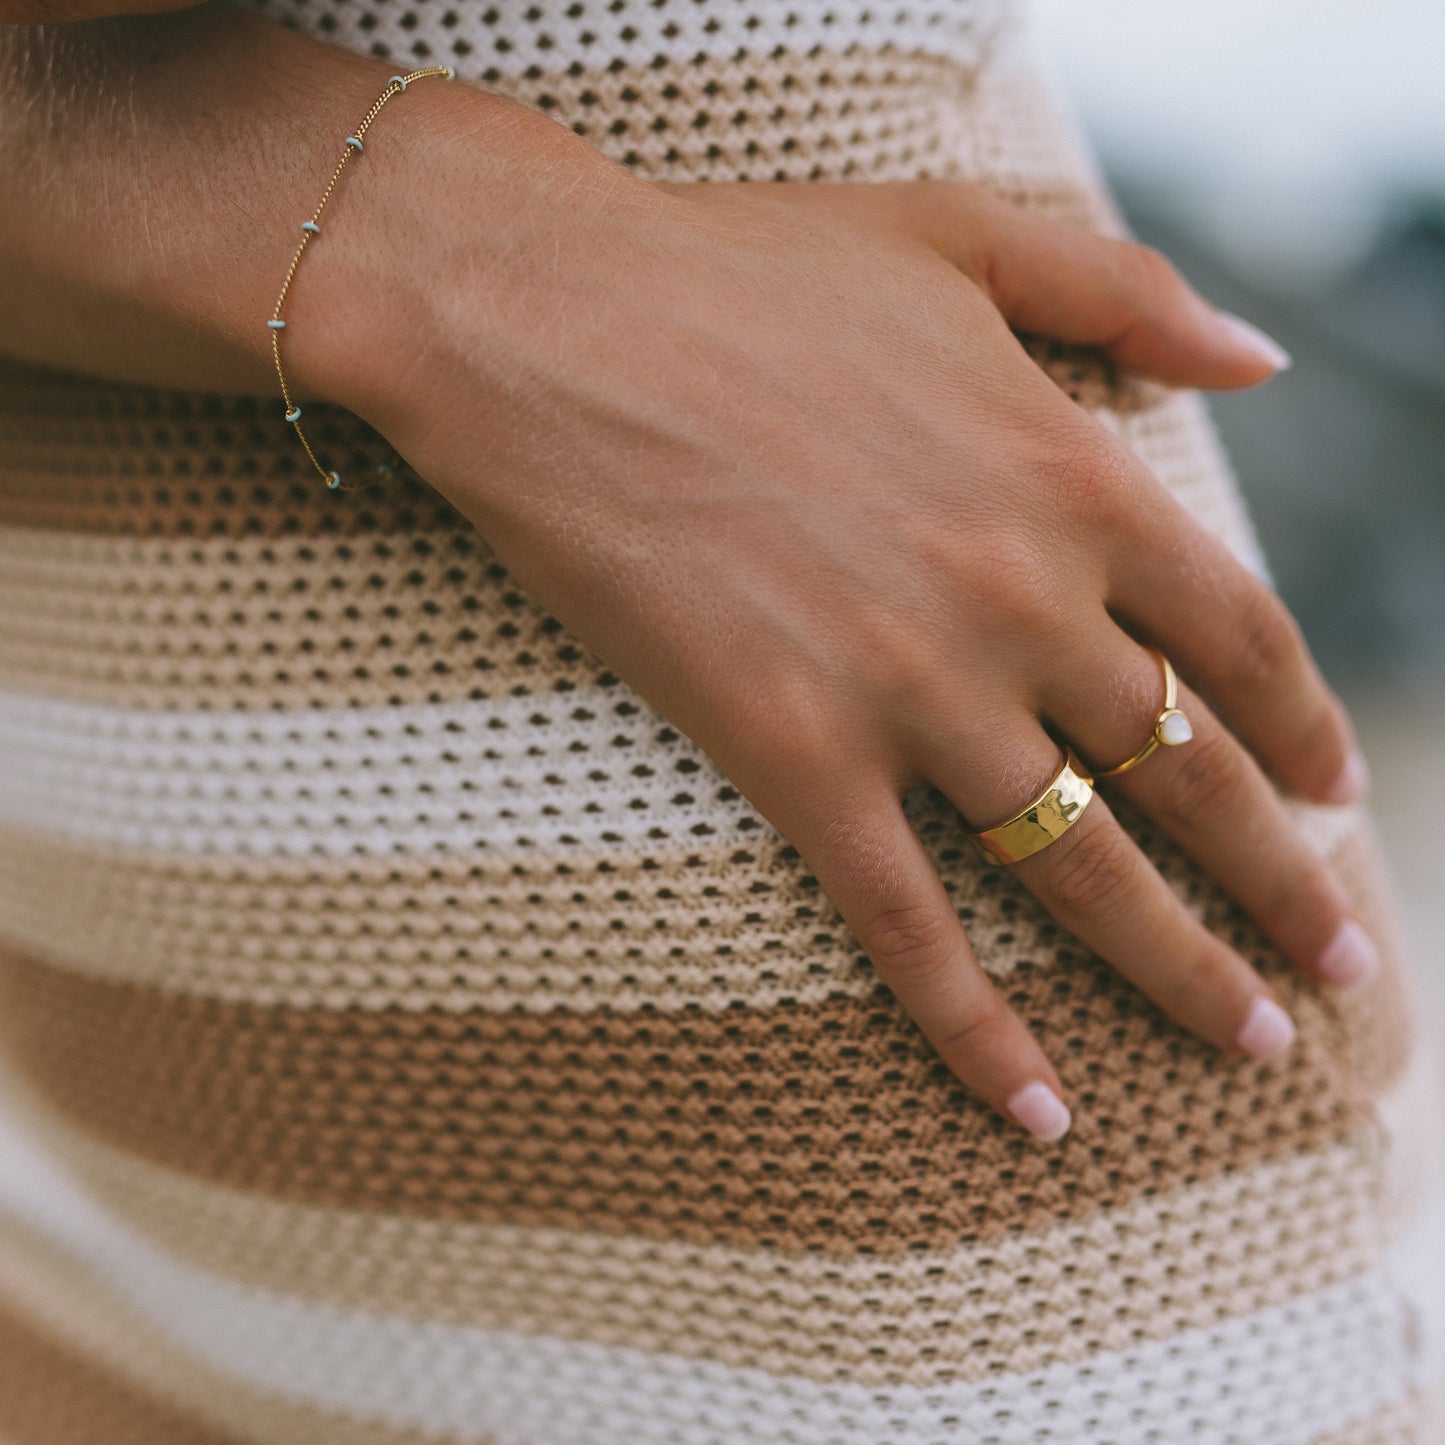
[0,0,1442,1441]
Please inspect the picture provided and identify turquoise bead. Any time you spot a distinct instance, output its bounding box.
[387,74,407,91]
[327,472,342,489]
[267,320,286,330]
[345,136,364,153]
[285,406,302,423]
[302,222,321,235]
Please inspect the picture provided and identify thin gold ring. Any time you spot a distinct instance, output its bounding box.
[1094,648,1195,780]
[968,748,1095,865]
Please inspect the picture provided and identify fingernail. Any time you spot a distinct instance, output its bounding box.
[1006,1080,1072,1142]
[1316,918,1381,988]
[1235,996,1296,1059]
[1216,311,1293,371]
[1320,749,1370,805]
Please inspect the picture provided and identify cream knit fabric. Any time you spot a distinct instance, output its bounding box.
[0,0,1441,1441]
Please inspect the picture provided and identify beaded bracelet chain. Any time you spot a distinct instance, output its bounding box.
[268,65,456,492]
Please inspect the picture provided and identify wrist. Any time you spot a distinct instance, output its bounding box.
[282,73,602,421]
[0,0,657,494]
[292,76,651,449]
[0,7,415,393]
[0,5,617,407]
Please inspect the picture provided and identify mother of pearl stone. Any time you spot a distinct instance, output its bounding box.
[1158,710,1194,747]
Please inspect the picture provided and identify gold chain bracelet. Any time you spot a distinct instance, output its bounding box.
[268,65,456,492]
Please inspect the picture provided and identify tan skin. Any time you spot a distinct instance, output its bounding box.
[0,3,1373,1140]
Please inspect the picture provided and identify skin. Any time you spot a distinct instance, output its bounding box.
[0,3,1372,1141]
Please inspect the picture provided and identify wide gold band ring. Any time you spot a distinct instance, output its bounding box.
[968,748,1095,865]
[1094,648,1194,780]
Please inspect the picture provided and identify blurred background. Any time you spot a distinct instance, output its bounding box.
[1030,0,1445,980]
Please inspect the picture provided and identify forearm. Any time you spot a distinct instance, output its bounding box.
[0,0,201,26]
[0,3,598,399]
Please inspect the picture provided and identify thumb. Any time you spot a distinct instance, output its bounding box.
[954,197,1291,389]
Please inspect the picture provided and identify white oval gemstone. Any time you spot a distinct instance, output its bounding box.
[1159,710,1194,747]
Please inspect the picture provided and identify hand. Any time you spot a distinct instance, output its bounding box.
[308,115,1375,1143]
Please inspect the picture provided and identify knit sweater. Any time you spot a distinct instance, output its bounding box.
[0,0,1441,1441]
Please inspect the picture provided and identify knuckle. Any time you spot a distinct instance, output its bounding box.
[932,999,1011,1064]
[1119,240,1186,306]
[1251,829,1347,930]
[1166,943,1238,1024]
[962,533,1048,618]
[913,176,989,234]
[1163,726,1246,826]
[729,672,839,778]
[1031,424,1135,523]
[862,902,953,982]
[1270,861,1344,943]
[865,629,949,720]
[819,810,898,891]
[1041,825,1136,921]
[1232,583,1304,688]
[1293,700,1350,789]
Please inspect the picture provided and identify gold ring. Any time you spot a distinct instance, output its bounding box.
[1094,648,1194,779]
[968,748,1095,865]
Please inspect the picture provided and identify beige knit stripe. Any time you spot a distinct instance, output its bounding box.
[0,932,1413,1252]
[456,30,1122,219]
[0,386,461,538]
[15,1067,1414,1388]
[0,822,977,1012]
[491,47,996,186]
[0,1215,449,1445]
[0,792,1391,1015]
[0,521,607,711]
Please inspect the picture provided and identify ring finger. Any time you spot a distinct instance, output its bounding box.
[1047,631,1379,990]
[915,720,1299,1061]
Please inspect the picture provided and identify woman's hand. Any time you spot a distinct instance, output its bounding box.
[0,8,1373,1141]
[320,129,1373,1142]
